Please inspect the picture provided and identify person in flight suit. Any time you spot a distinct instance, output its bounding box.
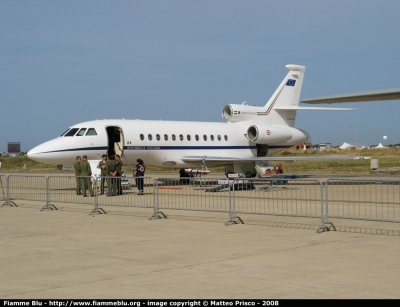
[98,154,107,194]
[80,155,94,197]
[134,158,145,195]
[115,154,123,195]
[105,155,117,196]
[74,156,82,195]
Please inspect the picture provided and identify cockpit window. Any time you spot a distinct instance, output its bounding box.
[76,128,87,136]
[64,128,79,137]
[86,128,97,136]
[60,128,71,137]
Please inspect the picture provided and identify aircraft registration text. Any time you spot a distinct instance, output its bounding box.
[127,146,161,150]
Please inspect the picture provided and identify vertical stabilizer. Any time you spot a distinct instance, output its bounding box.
[259,64,306,126]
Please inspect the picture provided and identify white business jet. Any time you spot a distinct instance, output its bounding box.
[28,64,380,176]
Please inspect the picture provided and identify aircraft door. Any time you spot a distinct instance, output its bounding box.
[106,126,124,158]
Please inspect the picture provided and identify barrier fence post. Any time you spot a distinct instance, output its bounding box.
[317,181,336,233]
[1,175,17,207]
[89,178,106,215]
[0,174,6,201]
[225,178,244,226]
[40,177,58,211]
[149,178,167,220]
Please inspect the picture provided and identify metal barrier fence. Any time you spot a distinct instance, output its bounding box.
[2,174,400,230]
[46,175,154,214]
[325,179,400,223]
[46,175,98,211]
[2,175,48,207]
[153,178,232,221]
[95,176,154,210]
[232,178,324,218]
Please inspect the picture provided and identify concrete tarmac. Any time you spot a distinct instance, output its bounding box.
[1,173,400,299]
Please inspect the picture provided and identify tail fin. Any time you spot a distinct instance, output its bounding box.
[259,64,306,127]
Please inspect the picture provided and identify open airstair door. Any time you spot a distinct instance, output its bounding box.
[106,126,124,158]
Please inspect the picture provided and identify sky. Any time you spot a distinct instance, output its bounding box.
[1,0,400,153]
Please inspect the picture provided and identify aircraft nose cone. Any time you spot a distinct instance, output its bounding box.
[27,146,45,162]
[26,139,65,164]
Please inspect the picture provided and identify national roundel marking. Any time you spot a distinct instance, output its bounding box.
[267,130,271,135]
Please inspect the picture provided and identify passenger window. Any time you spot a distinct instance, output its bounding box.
[60,128,70,137]
[195,135,199,141]
[64,128,79,137]
[148,134,152,141]
[86,128,97,136]
[210,135,214,141]
[187,134,191,141]
[164,134,168,141]
[217,135,221,141]
[140,134,144,141]
[224,135,228,141]
[156,134,160,141]
[172,134,176,141]
[179,134,183,141]
[203,135,207,141]
[76,128,87,136]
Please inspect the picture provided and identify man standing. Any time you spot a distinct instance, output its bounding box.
[98,154,107,194]
[80,155,94,197]
[105,155,117,196]
[74,156,82,195]
[115,154,123,195]
[134,158,145,195]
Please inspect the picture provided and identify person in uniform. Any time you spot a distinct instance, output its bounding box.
[74,156,82,195]
[98,154,107,194]
[115,154,123,195]
[134,158,145,195]
[80,155,94,197]
[105,155,117,196]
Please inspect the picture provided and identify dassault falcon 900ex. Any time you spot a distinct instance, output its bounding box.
[28,64,373,176]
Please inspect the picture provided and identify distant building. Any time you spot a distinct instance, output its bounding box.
[8,142,21,154]
[319,143,332,152]
[287,141,312,151]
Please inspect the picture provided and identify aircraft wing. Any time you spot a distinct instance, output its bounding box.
[301,88,400,104]
[181,155,368,163]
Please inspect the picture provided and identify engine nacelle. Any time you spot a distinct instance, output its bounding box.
[247,125,293,144]
[222,104,266,123]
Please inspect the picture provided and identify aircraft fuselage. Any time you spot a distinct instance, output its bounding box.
[27,119,309,168]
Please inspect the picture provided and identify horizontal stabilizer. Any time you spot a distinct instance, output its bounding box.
[302,88,400,104]
[274,106,355,111]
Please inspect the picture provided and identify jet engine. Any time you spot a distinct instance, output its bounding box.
[247,125,293,144]
[222,104,266,123]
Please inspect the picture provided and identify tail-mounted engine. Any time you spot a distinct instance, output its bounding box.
[222,104,266,123]
[247,125,310,145]
[247,125,292,144]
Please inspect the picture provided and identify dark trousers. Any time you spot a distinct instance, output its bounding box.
[100,177,107,193]
[116,176,122,195]
[106,177,117,196]
[75,177,81,194]
[81,177,94,196]
[135,177,144,193]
